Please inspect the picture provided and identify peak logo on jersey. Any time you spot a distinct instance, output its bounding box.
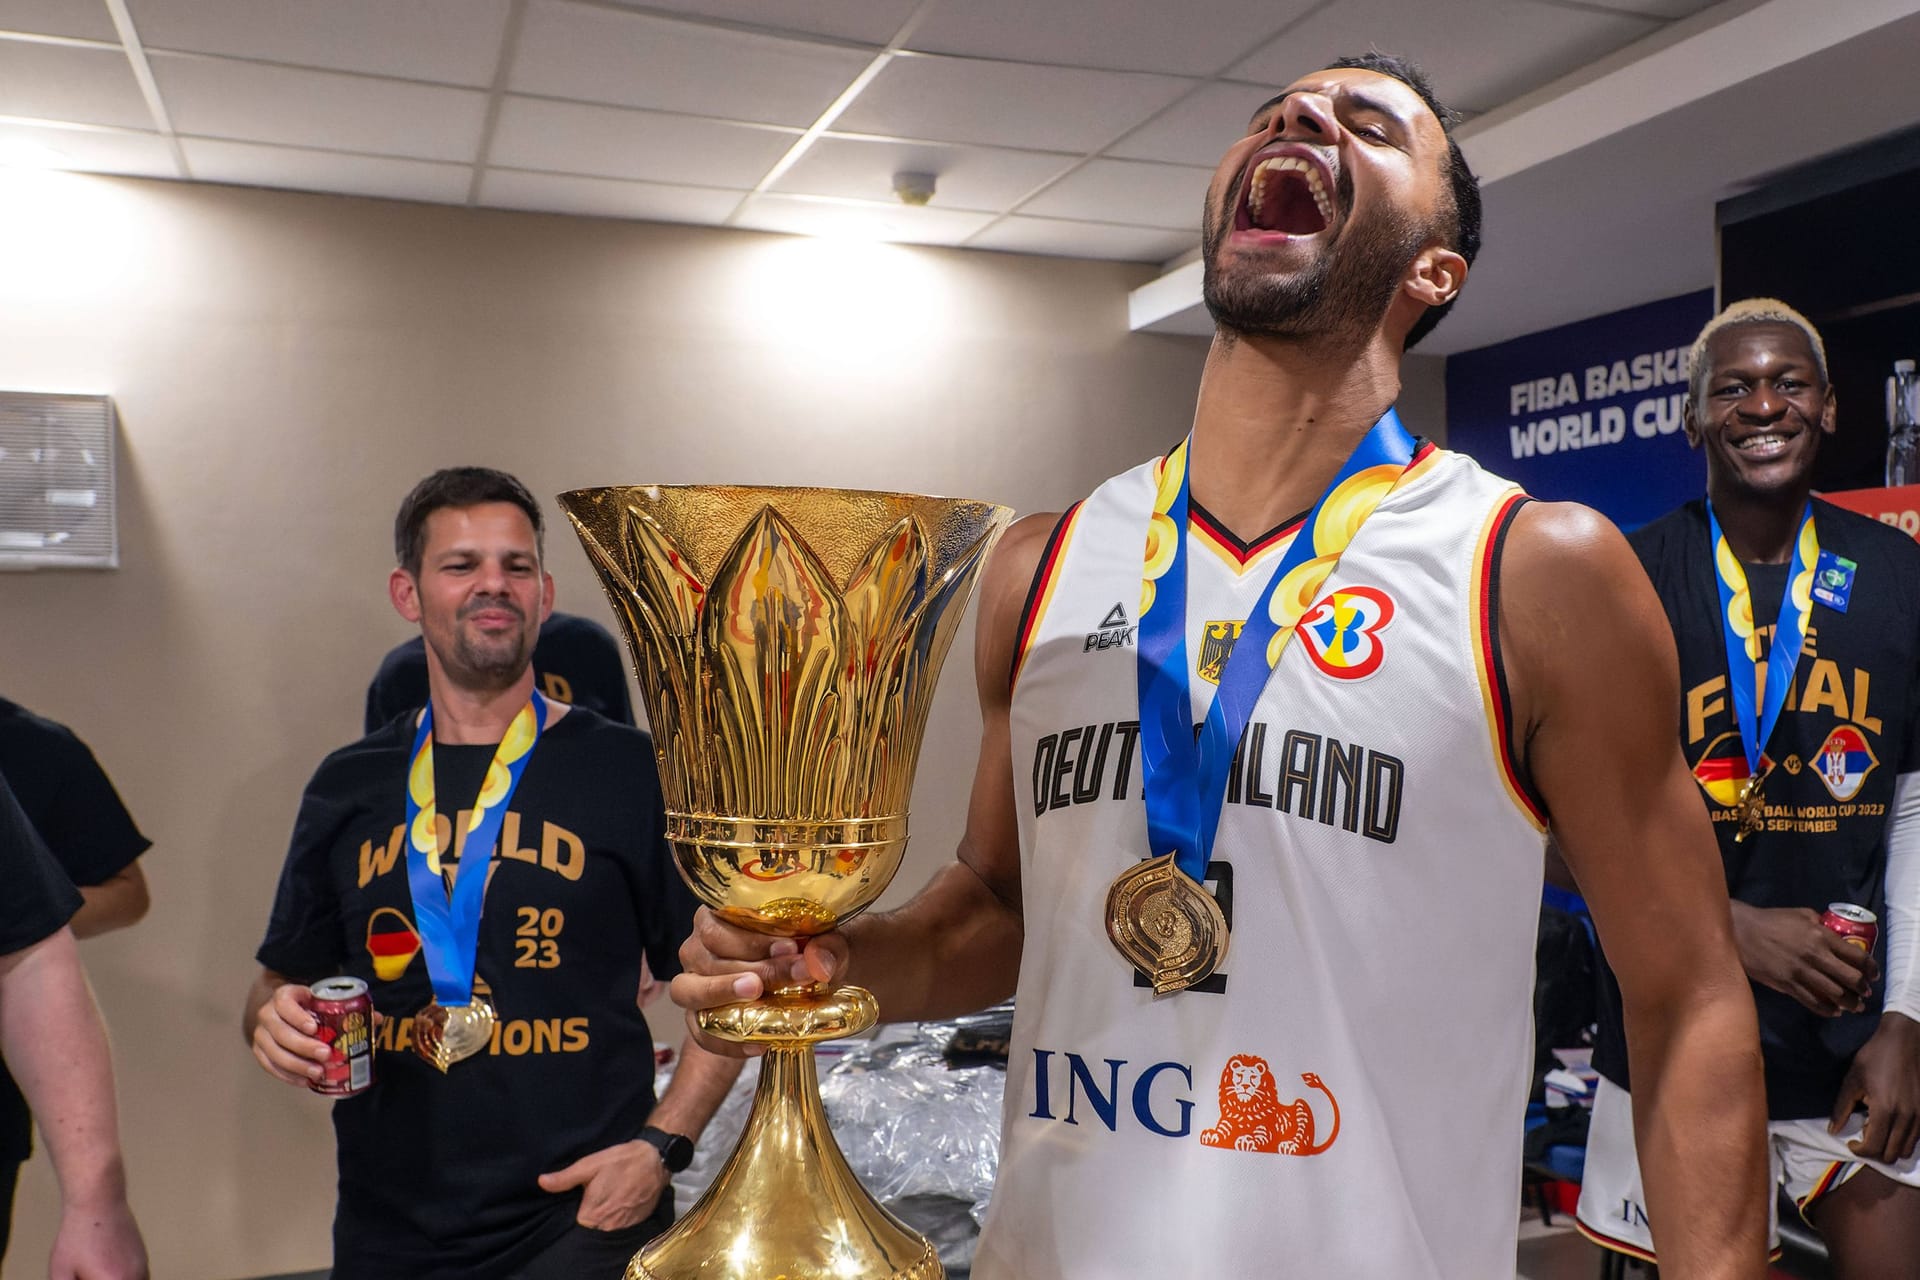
[366,906,422,981]
[1196,620,1245,685]
[1084,602,1136,652]
[1298,586,1395,680]
[1199,1054,1340,1155]
[1813,724,1878,801]
[1691,733,1771,806]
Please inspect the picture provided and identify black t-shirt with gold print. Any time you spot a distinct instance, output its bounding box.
[1594,497,1920,1119]
[257,707,696,1279]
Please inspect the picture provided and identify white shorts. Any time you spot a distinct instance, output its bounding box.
[1574,1076,1920,1261]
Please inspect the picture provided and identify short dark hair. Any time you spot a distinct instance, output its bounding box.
[1328,51,1482,349]
[393,466,544,575]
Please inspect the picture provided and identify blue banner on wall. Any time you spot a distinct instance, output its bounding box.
[1445,289,1713,530]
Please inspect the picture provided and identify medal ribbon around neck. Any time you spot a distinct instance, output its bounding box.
[1706,501,1818,787]
[403,690,546,1008]
[1135,410,1419,884]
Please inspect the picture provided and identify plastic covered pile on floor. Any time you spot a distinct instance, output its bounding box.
[665,1004,1012,1276]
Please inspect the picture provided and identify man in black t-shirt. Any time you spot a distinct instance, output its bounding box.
[1577,300,1920,1276]
[246,467,740,1280]
[365,612,635,734]
[0,696,153,1252]
[0,771,147,1277]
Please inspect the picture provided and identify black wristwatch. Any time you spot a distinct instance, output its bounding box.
[638,1125,695,1173]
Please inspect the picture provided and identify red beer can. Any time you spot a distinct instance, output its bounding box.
[1823,903,1879,953]
[309,976,375,1097]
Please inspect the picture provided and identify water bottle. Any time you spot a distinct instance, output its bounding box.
[1887,359,1919,487]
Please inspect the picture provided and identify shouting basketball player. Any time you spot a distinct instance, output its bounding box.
[673,54,1769,1278]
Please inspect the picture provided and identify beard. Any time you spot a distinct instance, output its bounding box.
[429,596,535,691]
[1201,168,1430,344]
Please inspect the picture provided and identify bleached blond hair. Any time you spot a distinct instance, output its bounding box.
[1688,297,1828,407]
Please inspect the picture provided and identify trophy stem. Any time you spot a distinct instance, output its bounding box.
[628,1034,942,1280]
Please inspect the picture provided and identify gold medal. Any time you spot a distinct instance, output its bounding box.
[1105,853,1229,994]
[1732,773,1767,844]
[412,996,497,1072]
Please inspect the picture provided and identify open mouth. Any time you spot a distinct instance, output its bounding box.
[1236,151,1333,236]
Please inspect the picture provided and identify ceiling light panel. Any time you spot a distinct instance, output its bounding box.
[1016,156,1208,231]
[151,54,489,160]
[1226,0,1661,115]
[599,0,920,46]
[0,0,119,42]
[478,169,744,224]
[124,0,513,87]
[510,1,871,127]
[0,40,154,130]
[775,136,1079,211]
[489,97,796,186]
[0,120,174,177]
[969,215,1195,264]
[181,139,474,203]
[835,54,1193,153]
[906,0,1323,77]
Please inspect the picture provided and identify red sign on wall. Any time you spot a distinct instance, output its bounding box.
[1822,485,1920,541]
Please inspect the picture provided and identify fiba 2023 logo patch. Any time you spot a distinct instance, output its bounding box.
[1298,586,1396,681]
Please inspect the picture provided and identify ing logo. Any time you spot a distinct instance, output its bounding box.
[1199,1054,1340,1155]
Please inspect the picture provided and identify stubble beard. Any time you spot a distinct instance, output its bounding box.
[429,600,535,693]
[1201,170,1429,346]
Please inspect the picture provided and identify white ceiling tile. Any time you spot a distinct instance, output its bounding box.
[152,54,488,161]
[478,169,742,224]
[181,137,471,202]
[489,96,795,186]
[1225,0,1662,114]
[837,53,1195,154]
[969,215,1196,264]
[0,119,174,177]
[776,136,1077,211]
[908,0,1320,76]
[1109,79,1272,166]
[1542,0,1716,17]
[0,0,117,41]
[599,0,917,46]
[125,0,512,86]
[511,1,869,126]
[0,41,151,129]
[1018,157,1206,230]
[734,193,993,246]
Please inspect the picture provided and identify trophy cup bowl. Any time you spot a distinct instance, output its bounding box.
[558,484,1011,1280]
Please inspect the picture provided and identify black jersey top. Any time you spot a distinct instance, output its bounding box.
[0,698,150,1162]
[1594,498,1920,1119]
[0,770,82,956]
[364,613,636,734]
[257,708,695,1279]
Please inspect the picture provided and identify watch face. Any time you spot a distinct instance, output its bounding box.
[645,1127,694,1172]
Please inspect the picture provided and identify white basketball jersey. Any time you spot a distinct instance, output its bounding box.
[975,445,1549,1279]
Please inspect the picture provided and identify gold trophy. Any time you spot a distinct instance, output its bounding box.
[559,484,1011,1280]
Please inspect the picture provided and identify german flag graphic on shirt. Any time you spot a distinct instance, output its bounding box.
[366,907,422,981]
[1691,732,1771,807]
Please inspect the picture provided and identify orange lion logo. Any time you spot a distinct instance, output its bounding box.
[1199,1054,1339,1156]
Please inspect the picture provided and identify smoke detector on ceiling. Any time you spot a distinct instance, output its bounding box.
[891,171,937,207]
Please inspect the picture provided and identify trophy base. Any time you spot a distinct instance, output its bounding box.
[627,1033,945,1280]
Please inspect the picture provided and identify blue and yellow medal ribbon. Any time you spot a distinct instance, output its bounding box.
[1707,501,1818,789]
[1136,412,1418,883]
[403,691,546,1007]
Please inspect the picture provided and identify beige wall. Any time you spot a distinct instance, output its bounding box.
[0,167,1213,1278]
